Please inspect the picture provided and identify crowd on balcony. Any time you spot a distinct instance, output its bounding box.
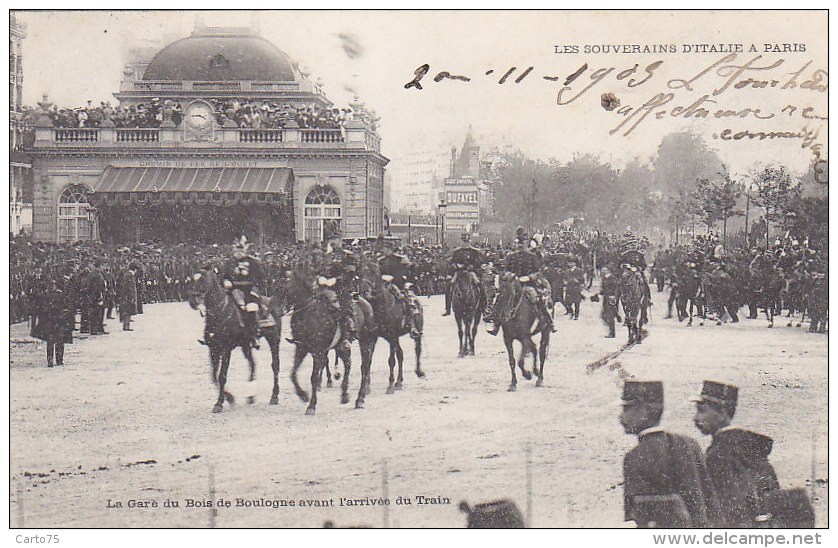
[33,97,381,132]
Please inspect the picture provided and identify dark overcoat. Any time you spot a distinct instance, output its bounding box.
[624,430,721,528]
[31,288,74,344]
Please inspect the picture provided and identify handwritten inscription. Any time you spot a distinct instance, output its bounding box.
[403,53,827,163]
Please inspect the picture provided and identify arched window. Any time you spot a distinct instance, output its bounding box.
[57,184,94,243]
[303,184,341,242]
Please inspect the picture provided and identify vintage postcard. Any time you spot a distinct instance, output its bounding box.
[7,9,828,534]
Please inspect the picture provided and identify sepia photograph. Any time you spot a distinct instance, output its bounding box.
[6,8,829,535]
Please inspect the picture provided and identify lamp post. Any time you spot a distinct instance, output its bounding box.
[438,200,447,247]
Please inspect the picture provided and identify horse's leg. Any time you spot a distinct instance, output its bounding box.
[526,337,538,382]
[333,349,341,380]
[394,339,405,390]
[291,345,309,402]
[456,315,465,358]
[306,352,326,415]
[687,299,693,327]
[324,357,333,388]
[355,336,374,408]
[504,331,517,391]
[536,330,549,387]
[338,339,351,405]
[414,335,424,378]
[269,331,280,405]
[386,342,396,394]
[212,347,232,413]
[518,330,532,381]
[364,337,379,395]
[209,346,220,385]
[242,344,257,383]
[469,312,479,355]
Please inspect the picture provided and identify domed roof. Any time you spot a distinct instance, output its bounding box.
[143,31,297,82]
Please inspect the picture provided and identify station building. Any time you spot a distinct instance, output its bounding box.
[29,24,388,244]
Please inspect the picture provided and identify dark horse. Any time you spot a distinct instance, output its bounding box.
[282,268,376,415]
[618,269,648,344]
[188,268,281,413]
[492,273,550,391]
[359,258,425,394]
[452,272,484,357]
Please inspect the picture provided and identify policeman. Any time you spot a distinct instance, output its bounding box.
[319,230,359,341]
[378,235,421,339]
[691,381,780,527]
[564,256,584,320]
[599,264,619,338]
[443,233,486,316]
[221,236,265,349]
[620,381,720,528]
[619,240,652,325]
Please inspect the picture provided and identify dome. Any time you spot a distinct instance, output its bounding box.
[143,32,297,82]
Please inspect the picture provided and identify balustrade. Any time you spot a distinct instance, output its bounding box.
[300,128,344,143]
[238,128,283,143]
[116,128,160,142]
[54,128,98,142]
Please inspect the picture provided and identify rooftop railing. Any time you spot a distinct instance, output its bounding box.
[38,123,382,153]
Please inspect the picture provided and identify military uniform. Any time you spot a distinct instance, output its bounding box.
[444,244,486,315]
[221,244,265,346]
[489,241,554,334]
[621,381,721,528]
[378,245,422,338]
[691,381,780,527]
[320,240,360,340]
[599,268,619,337]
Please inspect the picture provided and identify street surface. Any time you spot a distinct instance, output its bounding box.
[9,288,828,527]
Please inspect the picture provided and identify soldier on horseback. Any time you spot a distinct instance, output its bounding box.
[488,232,555,335]
[443,233,486,317]
[377,235,422,339]
[221,235,264,349]
[319,230,359,341]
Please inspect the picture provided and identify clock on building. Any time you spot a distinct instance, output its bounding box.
[184,102,214,130]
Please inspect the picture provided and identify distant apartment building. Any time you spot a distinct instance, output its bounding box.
[388,147,451,215]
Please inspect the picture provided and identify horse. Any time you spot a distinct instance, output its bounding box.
[359,258,425,394]
[188,268,281,413]
[748,265,784,328]
[617,268,648,344]
[451,271,484,357]
[492,273,550,391]
[281,267,376,415]
[673,266,704,327]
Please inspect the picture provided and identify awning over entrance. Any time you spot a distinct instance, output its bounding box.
[91,166,294,206]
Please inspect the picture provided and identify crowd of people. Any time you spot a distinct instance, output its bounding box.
[29,97,380,132]
[10,222,828,367]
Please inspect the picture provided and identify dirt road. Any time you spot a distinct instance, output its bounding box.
[9,291,828,527]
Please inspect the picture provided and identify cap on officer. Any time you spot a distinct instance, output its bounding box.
[621,381,664,406]
[689,380,738,418]
[459,499,525,528]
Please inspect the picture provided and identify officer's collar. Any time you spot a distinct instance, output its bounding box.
[637,425,664,439]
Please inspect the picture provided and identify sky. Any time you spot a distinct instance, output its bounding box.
[14,10,828,179]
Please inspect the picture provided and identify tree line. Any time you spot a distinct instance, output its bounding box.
[491,131,827,249]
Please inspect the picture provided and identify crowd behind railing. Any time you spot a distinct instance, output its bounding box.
[19,97,381,132]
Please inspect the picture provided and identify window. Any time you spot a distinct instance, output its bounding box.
[57,184,94,243]
[303,184,341,243]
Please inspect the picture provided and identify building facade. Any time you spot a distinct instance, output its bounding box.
[387,147,450,215]
[10,13,32,235]
[29,24,387,244]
